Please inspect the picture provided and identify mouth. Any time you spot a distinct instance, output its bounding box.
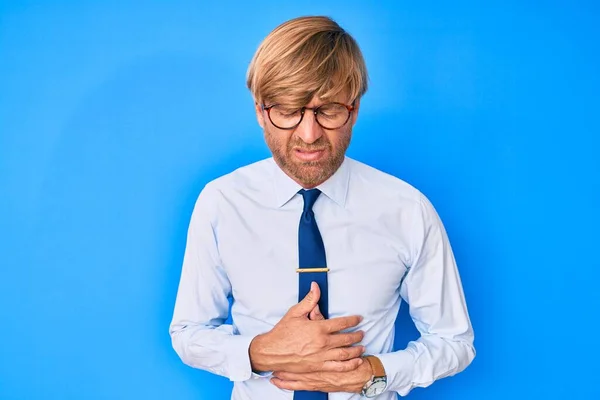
[293,148,327,162]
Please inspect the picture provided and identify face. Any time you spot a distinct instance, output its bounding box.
[255,95,360,188]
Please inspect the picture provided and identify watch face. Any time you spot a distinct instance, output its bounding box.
[365,378,387,397]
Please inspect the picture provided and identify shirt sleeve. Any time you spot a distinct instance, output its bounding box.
[169,183,264,382]
[377,193,476,396]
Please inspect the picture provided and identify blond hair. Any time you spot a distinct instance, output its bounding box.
[246,16,368,107]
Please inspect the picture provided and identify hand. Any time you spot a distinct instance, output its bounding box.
[270,356,374,393]
[249,282,365,374]
[309,302,325,321]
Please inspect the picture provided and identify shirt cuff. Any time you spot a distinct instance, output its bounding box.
[226,334,273,382]
[377,350,416,396]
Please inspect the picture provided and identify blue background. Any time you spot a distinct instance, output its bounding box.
[1,1,599,399]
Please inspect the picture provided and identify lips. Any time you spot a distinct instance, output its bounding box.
[293,148,326,162]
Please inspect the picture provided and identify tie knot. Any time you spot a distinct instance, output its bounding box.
[299,189,321,212]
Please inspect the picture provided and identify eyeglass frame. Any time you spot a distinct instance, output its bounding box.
[260,101,356,130]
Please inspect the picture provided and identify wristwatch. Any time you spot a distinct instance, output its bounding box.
[361,355,387,398]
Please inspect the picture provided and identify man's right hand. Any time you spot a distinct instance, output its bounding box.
[249,282,365,374]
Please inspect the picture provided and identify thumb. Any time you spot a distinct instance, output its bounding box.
[309,304,325,321]
[290,282,321,317]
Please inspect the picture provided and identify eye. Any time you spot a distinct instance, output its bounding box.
[273,106,300,117]
[318,105,345,119]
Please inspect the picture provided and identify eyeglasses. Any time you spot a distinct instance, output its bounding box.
[261,102,355,130]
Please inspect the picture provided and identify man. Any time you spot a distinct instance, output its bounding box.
[170,15,475,399]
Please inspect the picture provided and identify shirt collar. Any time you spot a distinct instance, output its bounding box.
[271,157,350,208]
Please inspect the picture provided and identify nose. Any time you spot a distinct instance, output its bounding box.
[294,110,323,144]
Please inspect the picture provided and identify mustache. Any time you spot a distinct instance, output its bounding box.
[288,138,331,151]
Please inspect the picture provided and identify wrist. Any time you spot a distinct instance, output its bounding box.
[355,358,375,393]
[249,333,270,372]
[360,356,388,398]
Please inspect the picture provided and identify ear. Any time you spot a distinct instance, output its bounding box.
[255,102,265,129]
[350,98,361,127]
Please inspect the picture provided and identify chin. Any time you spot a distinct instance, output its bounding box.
[275,150,341,186]
[294,164,333,187]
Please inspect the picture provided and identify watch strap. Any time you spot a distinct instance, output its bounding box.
[365,356,386,378]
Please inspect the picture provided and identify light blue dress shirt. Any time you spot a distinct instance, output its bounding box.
[170,157,475,399]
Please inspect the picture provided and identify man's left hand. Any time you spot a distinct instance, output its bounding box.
[270,356,373,393]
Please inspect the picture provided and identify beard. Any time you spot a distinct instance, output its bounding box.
[265,128,351,188]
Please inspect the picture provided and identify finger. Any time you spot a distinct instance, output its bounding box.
[320,315,362,333]
[318,357,364,373]
[326,331,365,349]
[288,282,321,318]
[271,377,313,391]
[309,304,325,321]
[273,371,313,381]
[322,345,365,362]
[280,359,364,374]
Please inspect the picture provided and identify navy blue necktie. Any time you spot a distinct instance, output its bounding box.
[295,189,328,400]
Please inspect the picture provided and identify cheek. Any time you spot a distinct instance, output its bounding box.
[265,127,290,152]
[327,130,351,150]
